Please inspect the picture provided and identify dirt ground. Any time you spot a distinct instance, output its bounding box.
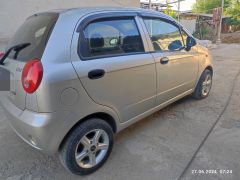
[0,43,240,180]
[222,31,240,43]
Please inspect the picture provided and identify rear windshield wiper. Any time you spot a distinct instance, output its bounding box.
[0,43,31,65]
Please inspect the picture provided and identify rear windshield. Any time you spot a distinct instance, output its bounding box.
[7,13,59,62]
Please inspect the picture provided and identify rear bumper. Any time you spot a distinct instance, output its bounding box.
[0,93,72,154]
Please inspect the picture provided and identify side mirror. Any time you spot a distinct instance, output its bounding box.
[186,36,197,51]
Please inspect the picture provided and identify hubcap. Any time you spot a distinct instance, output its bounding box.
[75,129,109,169]
[202,74,212,96]
[90,145,96,152]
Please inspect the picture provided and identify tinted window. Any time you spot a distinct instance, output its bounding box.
[7,13,59,62]
[80,18,144,59]
[143,18,184,51]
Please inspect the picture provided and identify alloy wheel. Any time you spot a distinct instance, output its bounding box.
[75,129,109,169]
[202,74,212,96]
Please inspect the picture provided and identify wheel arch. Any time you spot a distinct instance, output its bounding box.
[58,112,117,151]
[206,65,213,75]
[194,65,213,91]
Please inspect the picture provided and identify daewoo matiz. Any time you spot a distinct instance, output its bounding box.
[0,7,213,175]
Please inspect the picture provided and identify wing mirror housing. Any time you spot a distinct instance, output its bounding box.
[186,36,197,51]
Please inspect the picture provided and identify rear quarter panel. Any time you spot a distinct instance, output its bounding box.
[34,12,120,147]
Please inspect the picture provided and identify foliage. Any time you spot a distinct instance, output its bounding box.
[225,18,240,25]
[193,26,209,39]
[192,0,230,14]
[225,0,240,22]
[164,0,177,19]
[192,0,240,25]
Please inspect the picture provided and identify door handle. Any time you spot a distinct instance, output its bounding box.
[160,57,169,64]
[88,69,105,79]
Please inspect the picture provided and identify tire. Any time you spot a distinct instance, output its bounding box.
[59,118,114,175]
[193,69,213,100]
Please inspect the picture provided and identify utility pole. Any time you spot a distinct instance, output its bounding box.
[149,0,152,9]
[216,0,224,44]
[178,0,181,21]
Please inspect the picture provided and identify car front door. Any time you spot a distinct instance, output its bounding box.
[141,16,199,105]
[71,14,157,123]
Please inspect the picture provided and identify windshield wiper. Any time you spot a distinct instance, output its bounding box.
[0,43,31,65]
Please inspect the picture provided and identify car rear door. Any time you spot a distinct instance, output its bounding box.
[141,15,199,105]
[71,13,157,123]
[0,13,58,110]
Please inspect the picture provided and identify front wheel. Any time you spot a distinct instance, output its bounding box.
[59,119,114,175]
[193,69,213,99]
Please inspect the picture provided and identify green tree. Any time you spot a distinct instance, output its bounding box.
[164,0,177,19]
[226,0,240,20]
[192,0,230,13]
[193,0,240,26]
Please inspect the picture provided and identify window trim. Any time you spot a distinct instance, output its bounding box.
[142,16,186,53]
[179,28,192,47]
[77,13,146,61]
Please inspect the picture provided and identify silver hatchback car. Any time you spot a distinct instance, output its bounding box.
[0,7,213,175]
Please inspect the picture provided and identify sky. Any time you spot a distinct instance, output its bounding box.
[140,0,196,11]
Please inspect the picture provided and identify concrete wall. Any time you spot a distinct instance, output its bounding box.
[180,19,196,34]
[0,0,139,41]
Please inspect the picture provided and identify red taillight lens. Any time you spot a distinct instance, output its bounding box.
[0,51,4,59]
[21,59,43,94]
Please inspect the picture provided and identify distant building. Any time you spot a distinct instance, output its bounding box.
[180,12,234,41]
[140,0,168,11]
[141,2,168,11]
[180,12,231,33]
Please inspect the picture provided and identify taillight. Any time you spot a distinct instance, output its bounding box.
[0,51,4,59]
[21,59,43,94]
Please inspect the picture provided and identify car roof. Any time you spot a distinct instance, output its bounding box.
[60,7,159,14]
[46,7,173,21]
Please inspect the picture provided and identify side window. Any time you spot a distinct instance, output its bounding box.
[80,17,144,59]
[143,18,184,52]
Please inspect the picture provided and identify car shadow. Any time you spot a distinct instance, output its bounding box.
[116,95,195,140]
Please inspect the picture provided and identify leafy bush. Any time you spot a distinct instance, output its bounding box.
[225,18,240,26]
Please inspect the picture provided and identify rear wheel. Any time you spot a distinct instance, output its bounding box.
[59,119,113,175]
[193,69,212,99]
